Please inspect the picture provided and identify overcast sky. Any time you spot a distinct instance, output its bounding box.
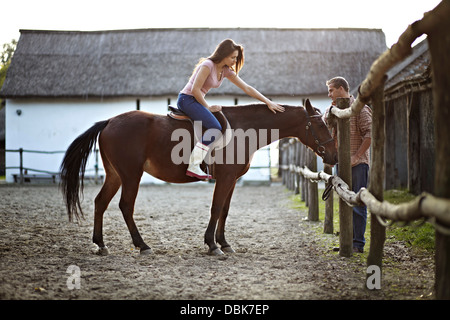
[1,0,442,48]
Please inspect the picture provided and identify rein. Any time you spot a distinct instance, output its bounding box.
[305,114,335,157]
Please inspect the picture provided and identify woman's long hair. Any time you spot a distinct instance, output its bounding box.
[192,39,244,76]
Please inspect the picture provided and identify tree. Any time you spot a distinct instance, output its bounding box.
[0,39,17,107]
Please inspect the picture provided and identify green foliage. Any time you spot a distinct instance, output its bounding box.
[289,188,435,253]
[383,189,435,252]
[1,39,17,107]
[383,189,416,204]
[0,60,11,90]
[1,39,17,66]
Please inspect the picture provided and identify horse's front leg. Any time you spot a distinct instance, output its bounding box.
[215,180,237,253]
[205,205,223,255]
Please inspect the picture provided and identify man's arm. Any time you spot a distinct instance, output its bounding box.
[351,137,371,166]
[352,106,372,166]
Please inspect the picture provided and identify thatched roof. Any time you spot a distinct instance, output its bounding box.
[384,39,431,96]
[0,28,386,99]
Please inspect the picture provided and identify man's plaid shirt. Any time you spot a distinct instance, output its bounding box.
[322,96,372,167]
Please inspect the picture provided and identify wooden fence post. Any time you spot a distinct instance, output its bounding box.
[280,139,288,186]
[299,143,306,202]
[428,7,450,299]
[301,144,309,206]
[294,141,300,195]
[290,139,296,191]
[336,97,353,257]
[287,141,291,190]
[19,148,24,185]
[323,164,334,234]
[308,149,319,221]
[367,80,387,271]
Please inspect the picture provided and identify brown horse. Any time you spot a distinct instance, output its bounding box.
[60,99,337,256]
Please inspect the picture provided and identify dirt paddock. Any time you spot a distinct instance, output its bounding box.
[0,182,435,301]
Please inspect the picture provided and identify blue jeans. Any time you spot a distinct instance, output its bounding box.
[352,163,369,250]
[336,163,369,250]
[177,93,222,145]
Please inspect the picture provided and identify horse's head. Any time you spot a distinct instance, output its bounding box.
[303,99,338,166]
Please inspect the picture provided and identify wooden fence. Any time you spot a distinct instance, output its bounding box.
[280,0,450,299]
[5,148,102,184]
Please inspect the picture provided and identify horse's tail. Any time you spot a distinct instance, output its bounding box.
[60,120,109,222]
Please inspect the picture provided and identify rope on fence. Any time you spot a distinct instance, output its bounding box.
[329,0,450,120]
[296,165,450,235]
[281,1,450,298]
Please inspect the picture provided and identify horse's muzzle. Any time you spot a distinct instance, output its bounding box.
[323,153,338,166]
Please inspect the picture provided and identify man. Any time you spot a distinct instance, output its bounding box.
[323,77,372,253]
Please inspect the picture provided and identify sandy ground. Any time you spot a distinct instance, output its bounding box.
[0,182,435,302]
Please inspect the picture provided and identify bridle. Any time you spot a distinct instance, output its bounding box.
[305,113,335,156]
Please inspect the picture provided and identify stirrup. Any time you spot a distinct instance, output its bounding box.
[186,168,211,180]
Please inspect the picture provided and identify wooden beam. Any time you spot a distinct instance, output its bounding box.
[336,97,353,257]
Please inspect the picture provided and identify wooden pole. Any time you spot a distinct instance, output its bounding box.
[289,140,295,191]
[291,142,296,191]
[19,148,24,185]
[294,141,300,195]
[308,149,319,221]
[302,144,309,206]
[427,3,450,299]
[281,140,287,186]
[95,148,99,185]
[323,164,334,234]
[299,143,306,202]
[367,79,387,270]
[337,97,353,257]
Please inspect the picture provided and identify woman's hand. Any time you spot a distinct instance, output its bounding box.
[209,105,222,112]
[267,101,285,114]
[228,75,285,114]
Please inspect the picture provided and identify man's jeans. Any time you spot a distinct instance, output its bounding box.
[336,163,369,250]
[352,163,369,250]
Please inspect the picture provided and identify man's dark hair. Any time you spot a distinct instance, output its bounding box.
[326,77,350,92]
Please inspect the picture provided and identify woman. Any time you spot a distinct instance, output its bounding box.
[178,38,285,180]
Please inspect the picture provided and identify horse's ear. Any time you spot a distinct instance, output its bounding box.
[305,99,313,114]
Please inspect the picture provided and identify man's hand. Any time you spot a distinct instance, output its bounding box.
[326,106,338,127]
[351,154,359,166]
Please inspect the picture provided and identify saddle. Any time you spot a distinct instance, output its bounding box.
[168,106,191,121]
[168,106,232,151]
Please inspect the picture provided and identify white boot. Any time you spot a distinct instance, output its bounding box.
[186,142,212,180]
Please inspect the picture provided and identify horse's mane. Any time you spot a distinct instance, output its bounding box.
[221,103,322,115]
[221,103,300,112]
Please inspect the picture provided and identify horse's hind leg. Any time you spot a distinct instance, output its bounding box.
[92,172,121,255]
[119,175,152,254]
[215,180,237,253]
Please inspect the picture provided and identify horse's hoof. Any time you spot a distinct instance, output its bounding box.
[140,248,153,255]
[92,245,109,256]
[221,246,235,254]
[208,248,224,256]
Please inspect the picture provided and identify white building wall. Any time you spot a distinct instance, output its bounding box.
[5,98,136,183]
